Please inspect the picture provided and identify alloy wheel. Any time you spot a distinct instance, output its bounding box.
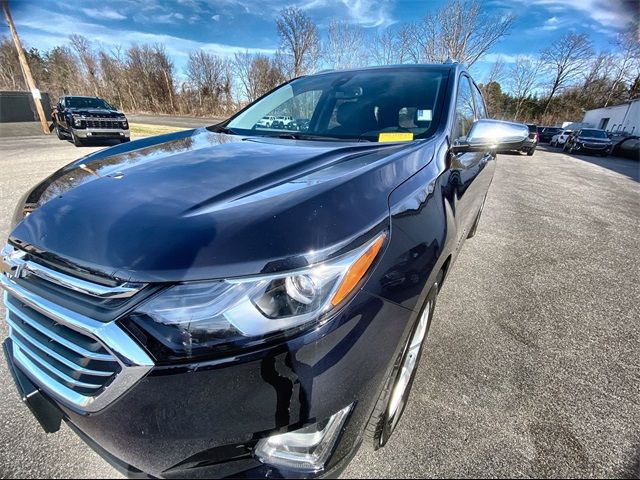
[380,298,433,445]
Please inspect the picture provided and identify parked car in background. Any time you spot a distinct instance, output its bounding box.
[277,115,294,127]
[2,63,529,479]
[256,116,277,128]
[550,129,573,147]
[522,124,538,155]
[499,123,537,155]
[538,126,562,143]
[289,118,310,131]
[52,95,130,147]
[563,128,612,156]
[607,130,635,151]
[612,135,640,160]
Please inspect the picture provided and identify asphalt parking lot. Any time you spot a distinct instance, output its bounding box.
[0,136,638,478]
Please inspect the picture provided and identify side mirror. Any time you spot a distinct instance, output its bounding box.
[453,119,529,153]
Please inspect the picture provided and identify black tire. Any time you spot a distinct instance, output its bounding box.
[71,131,84,147]
[551,140,557,148]
[54,124,65,140]
[526,147,535,156]
[600,152,608,157]
[364,279,440,450]
[121,138,131,143]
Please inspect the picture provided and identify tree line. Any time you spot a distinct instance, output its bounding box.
[0,0,638,125]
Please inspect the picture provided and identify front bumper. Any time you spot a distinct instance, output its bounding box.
[4,289,415,478]
[73,128,130,139]
[571,143,610,153]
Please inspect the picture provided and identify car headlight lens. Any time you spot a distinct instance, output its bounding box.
[72,114,83,127]
[125,232,386,360]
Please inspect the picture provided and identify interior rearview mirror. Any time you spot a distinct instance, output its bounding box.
[453,119,529,153]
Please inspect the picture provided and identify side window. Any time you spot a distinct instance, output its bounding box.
[454,76,475,141]
[472,84,487,119]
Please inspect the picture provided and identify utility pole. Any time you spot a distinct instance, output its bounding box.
[2,0,50,134]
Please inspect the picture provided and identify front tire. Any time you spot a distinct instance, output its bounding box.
[54,124,65,140]
[365,281,439,450]
[71,131,84,147]
[527,147,535,156]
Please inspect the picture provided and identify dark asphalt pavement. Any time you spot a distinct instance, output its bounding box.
[0,138,638,478]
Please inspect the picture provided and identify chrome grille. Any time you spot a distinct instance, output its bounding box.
[84,119,123,129]
[6,294,120,395]
[1,244,154,412]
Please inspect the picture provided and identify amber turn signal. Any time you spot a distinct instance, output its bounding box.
[331,233,387,306]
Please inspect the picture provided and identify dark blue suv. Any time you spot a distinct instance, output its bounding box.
[1,63,528,478]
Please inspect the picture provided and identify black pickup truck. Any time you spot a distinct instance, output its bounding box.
[52,96,130,147]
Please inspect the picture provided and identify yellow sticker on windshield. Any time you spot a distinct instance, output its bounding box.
[378,132,414,142]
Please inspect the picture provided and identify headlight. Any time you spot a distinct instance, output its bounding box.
[124,232,387,361]
[72,114,84,127]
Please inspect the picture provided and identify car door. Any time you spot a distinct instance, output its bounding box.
[59,98,70,131]
[450,75,489,236]
[54,98,63,126]
[470,81,496,211]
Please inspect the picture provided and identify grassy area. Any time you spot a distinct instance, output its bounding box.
[129,123,187,137]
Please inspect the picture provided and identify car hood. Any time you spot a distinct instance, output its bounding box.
[67,108,122,117]
[10,128,433,282]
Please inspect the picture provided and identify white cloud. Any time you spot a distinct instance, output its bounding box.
[528,0,633,30]
[300,0,395,28]
[15,8,275,71]
[81,7,126,20]
[482,53,536,64]
[212,14,221,21]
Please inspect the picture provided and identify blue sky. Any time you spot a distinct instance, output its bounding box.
[4,0,637,81]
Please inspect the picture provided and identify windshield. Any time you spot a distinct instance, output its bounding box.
[225,67,449,142]
[66,97,113,110]
[580,129,607,138]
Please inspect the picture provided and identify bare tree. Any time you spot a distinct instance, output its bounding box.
[369,29,398,65]
[233,51,284,103]
[325,19,368,69]
[485,56,507,85]
[44,46,83,97]
[125,44,177,113]
[0,37,25,90]
[605,31,640,106]
[410,0,516,67]
[540,33,593,116]
[69,34,100,96]
[186,50,232,114]
[508,56,541,121]
[276,7,320,78]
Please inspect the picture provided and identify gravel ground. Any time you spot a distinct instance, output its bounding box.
[0,137,638,478]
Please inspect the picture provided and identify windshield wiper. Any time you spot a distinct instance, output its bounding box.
[275,133,371,142]
[214,126,239,135]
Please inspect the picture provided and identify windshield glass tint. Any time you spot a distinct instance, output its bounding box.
[66,98,112,109]
[227,68,449,141]
[580,129,607,138]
